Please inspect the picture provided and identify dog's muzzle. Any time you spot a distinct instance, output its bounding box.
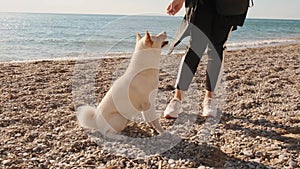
[161,41,169,48]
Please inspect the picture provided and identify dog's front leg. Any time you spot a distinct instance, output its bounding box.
[150,118,165,134]
[141,105,165,134]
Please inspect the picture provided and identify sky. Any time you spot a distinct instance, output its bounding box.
[0,0,299,20]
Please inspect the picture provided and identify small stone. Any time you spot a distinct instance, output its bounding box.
[162,160,168,166]
[168,159,175,164]
[255,151,263,157]
[38,163,47,169]
[2,160,10,165]
[288,158,297,168]
[170,163,176,168]
[15,133,22,137]
[267,144,281,151]
[224,147,234,154]
[242,149,253,157]
[198,166,206,169]
[249,158,261,163]
[31,157,38,161]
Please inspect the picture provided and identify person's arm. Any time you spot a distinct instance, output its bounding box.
[166,0,185,15]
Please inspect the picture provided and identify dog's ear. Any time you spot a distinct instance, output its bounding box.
[145,31,153,46]
[136,32,142,41]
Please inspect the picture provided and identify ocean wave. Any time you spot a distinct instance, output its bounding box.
[0,52,133,63]
[226,38,300,50]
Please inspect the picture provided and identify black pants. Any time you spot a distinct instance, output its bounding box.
[176,3,233,92]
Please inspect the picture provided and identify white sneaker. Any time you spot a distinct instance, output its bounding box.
[202,97,217,117]
[163,98,182,119]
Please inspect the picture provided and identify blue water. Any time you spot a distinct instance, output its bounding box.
[0,12,299,62]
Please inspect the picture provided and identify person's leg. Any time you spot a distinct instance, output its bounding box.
[205,90,214,98]
[174,47,203,98]
[174,3,215,100]
[164,4,214,119]
[203,16,233,116]
[205,26,233,96]
[173,88,184,100]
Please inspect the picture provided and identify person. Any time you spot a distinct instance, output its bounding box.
[164,0,249,118]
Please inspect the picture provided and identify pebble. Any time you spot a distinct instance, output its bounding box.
[168,159,175,164]
[255,151,263,157]
[289,158,297,168]
[2,160,10,165]
[170,163,176,168]
[223,146,234,154]
[268,144,281,151]
[249,158,261,163]
[242,149,253,157]
[15,133,22,137]
[31,157,38,161]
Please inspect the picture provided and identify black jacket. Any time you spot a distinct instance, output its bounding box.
[168,0,248,54]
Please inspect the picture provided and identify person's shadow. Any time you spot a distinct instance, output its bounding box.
[161,138,268,168]
[221,111,300,152]
[159,113,270,168]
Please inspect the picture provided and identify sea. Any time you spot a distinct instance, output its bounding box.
[0,12,299,62]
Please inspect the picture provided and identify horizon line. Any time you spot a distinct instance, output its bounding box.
[1,11,300,20]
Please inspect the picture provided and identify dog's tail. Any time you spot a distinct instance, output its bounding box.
[76,105,99,129]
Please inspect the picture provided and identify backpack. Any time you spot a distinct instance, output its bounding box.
[215,0,254,16]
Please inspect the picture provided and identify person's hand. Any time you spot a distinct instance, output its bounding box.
[166,0,185,16]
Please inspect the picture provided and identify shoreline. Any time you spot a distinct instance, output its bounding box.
[1,42,299,64]
[0,43,299,168]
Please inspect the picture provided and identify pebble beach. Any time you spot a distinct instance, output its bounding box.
[1,44,299,168]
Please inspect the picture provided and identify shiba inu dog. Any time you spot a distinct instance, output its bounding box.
[77,31,168,137]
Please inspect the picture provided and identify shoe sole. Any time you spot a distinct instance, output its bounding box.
[164,114,178,119]
[202,113,217,117]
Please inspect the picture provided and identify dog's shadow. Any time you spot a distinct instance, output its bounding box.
[86,110,234,163]
[121,122,156,138]
[86,121,183,158]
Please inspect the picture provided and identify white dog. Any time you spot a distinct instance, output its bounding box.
[77,31,168,137]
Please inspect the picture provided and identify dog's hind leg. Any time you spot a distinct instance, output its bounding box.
[105,112,129,133]
[101,112,129,140]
